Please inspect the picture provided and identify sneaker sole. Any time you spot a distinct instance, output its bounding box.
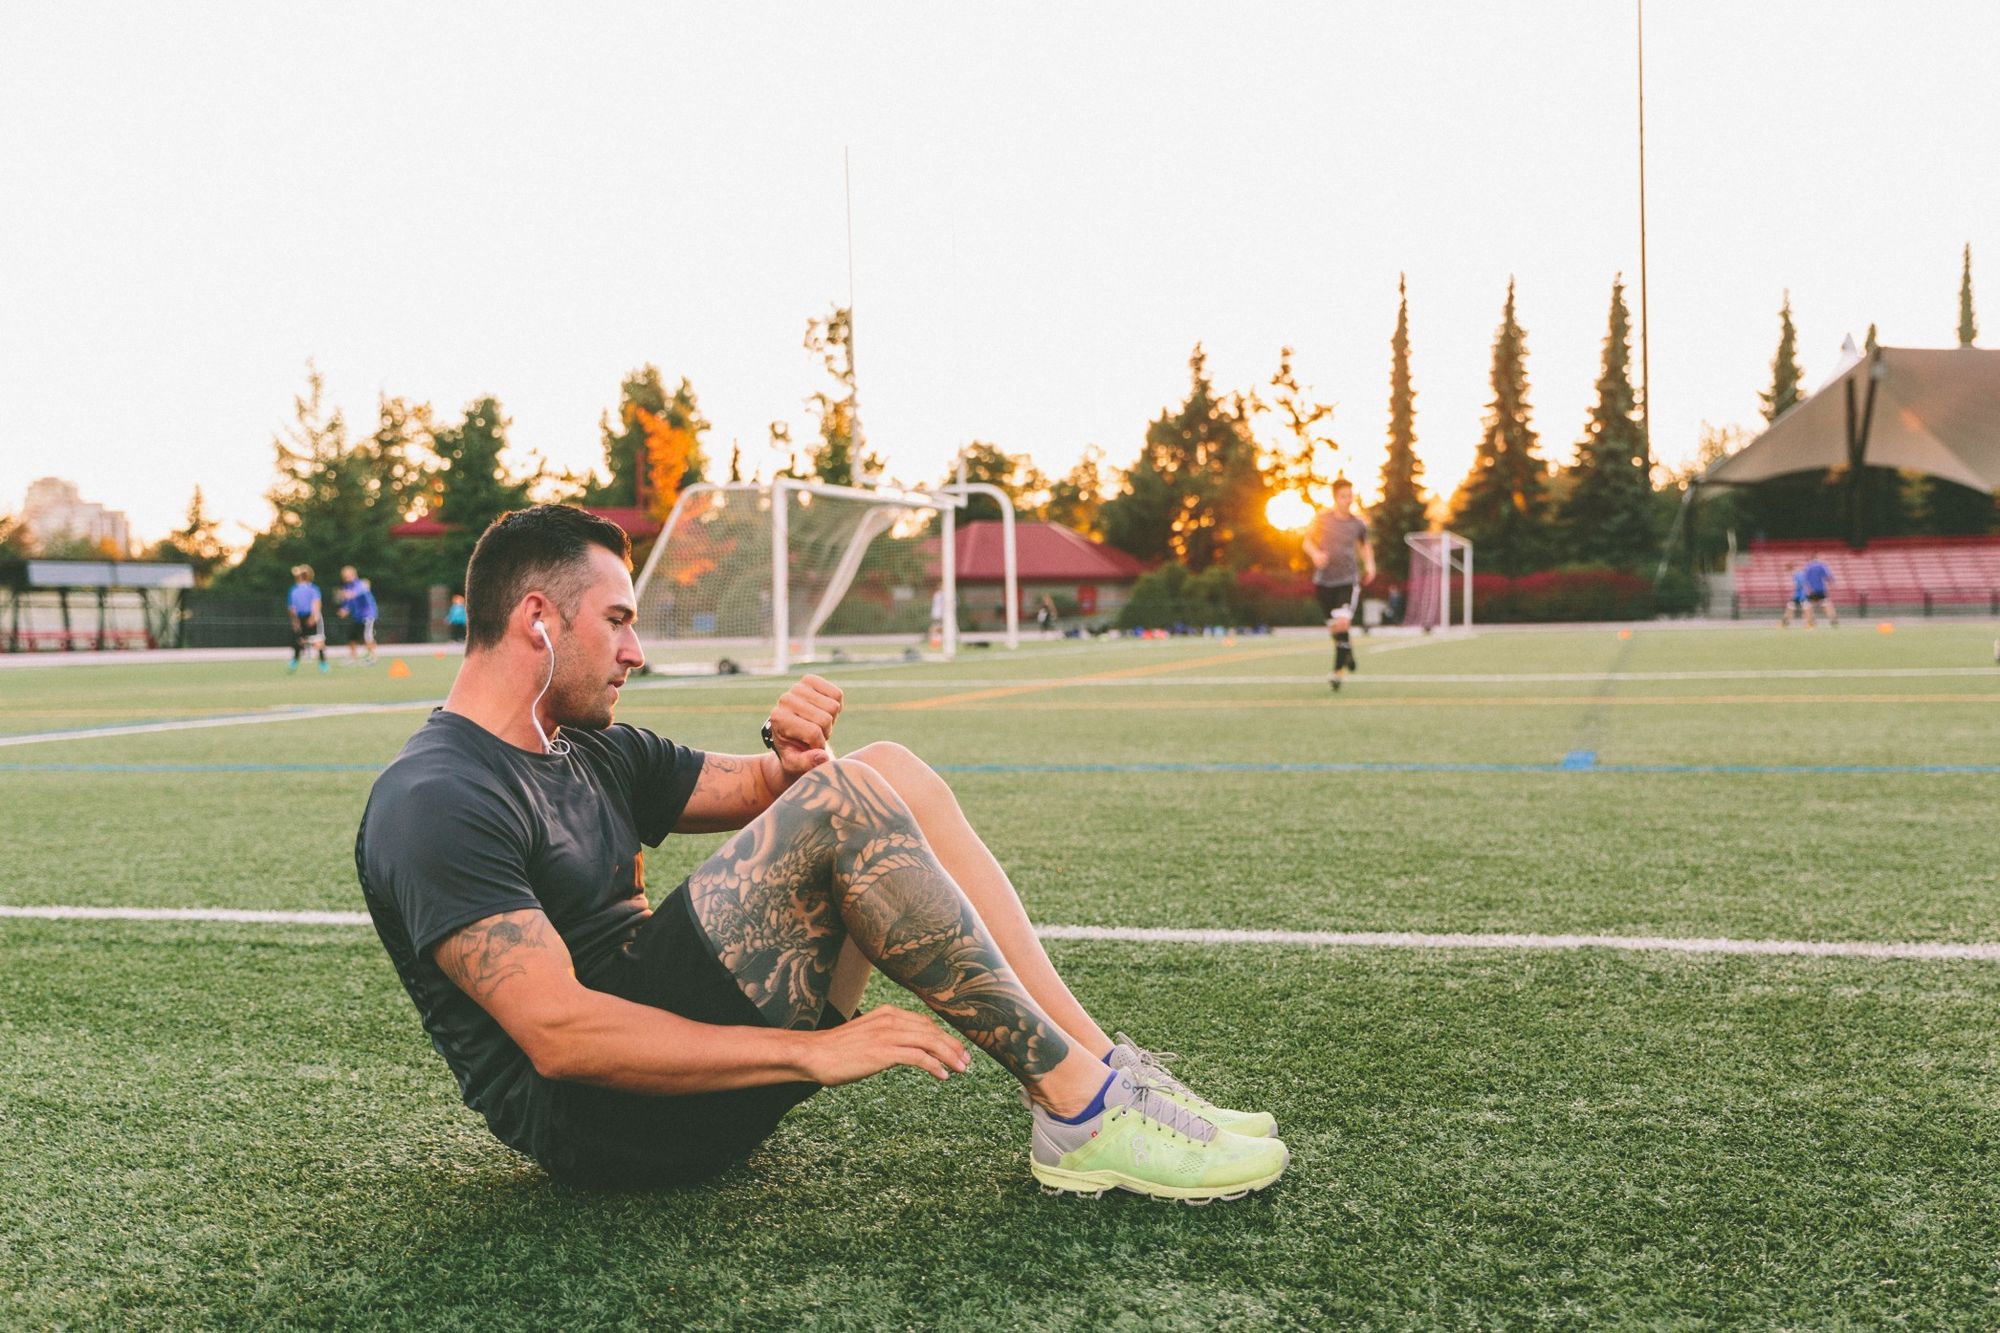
[1030,1150,1288,1204]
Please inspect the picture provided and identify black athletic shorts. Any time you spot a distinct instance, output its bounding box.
[539,881,848,1189]
[295,616,322,642]
[1807,591,1827,603]
[1315,583,1359,619]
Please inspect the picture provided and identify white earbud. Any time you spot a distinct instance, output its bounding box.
[528,616,568,756]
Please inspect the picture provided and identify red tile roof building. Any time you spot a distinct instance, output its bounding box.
[952,520,1146,627]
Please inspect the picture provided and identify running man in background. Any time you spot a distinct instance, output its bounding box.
[446,592,469,644]
[287,565,328,674]
[1800,552,1837,627]
[1303,478,1376,692]
[1780,562,1806,627]
[337,564,379,665]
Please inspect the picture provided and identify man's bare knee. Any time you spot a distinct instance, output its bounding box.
[789,753,919,831]
[846,741,949,809]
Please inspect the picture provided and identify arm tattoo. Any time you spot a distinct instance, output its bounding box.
[685,752,772,828]
[687,760,1070,1082]
[436,911,556,1004]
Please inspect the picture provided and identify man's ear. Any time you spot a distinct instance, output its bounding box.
[517,593,555,645]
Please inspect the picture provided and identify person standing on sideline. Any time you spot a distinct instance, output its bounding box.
[1780,562,1806,628]
[1036,594,1058,637]
[1303,478,1376,692]
[446,593,469,644]
[1800,552,1838,627]
[288,565,329,674]
[337,565,380,665]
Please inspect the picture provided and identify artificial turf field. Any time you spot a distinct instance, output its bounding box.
[3,621,1997,1328]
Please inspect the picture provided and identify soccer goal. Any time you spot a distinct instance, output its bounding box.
[1404,531,1473,631]
[632,479,1018,675]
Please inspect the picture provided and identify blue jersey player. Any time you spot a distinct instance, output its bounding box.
[288,565,329,673]
[338,564,379,664]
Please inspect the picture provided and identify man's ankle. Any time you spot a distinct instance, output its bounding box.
[1029,1060,1115,1119]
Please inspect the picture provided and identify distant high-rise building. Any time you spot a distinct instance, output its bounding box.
[20,477,132,555]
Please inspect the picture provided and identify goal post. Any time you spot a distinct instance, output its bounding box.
[1404,531,1474,631]
[631,479,1018,675]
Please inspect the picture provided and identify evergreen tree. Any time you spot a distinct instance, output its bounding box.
[1099,347,1274,571]
[1864,322,1879,353]
[1557,277,1656,568]
[1762,292,1805,422]
[1447,280,1551,574]
[1371,275,1429,581]
[149,487,230,585]
[1959,243,1978,346]
[223,369,424,596]
[423,396,537,585]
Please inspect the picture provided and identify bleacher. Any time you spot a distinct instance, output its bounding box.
[1732,536,2000,617]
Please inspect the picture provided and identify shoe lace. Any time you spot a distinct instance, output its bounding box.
[1124,1070,1217,1144]
[1113,1032,1203,1104]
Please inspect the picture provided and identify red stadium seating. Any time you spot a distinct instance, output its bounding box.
[1731,536,2000,616]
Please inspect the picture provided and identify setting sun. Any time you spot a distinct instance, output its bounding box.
[1264,491,1316,531]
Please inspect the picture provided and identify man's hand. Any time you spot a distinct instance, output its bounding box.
[766,674,843,783]
[796,1005,972,1086]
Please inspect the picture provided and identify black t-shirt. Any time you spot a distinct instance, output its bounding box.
[354,710,706,1157]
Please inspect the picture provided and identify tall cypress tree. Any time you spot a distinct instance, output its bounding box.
[1448,279,1550,574]
[1743,292,1847,538]
[1762,292,1805,422]
[1371,275,1428,581]
[1558,277,1655,569]
[1959,243,1978,346]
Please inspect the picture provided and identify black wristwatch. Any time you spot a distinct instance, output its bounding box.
[760,719,776,751]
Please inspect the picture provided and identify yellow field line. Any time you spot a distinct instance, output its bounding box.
[882,641,1313,711]
[617,690,1999,718]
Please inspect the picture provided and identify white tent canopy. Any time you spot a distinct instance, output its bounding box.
[1702,346,2000,493]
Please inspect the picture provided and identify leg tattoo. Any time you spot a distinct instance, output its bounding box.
[687,760,1072,1081]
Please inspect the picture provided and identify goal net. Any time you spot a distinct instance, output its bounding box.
[1404,531,1473,630]
[633,481,957,674]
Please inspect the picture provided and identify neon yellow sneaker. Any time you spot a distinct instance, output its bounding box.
[1109,1034,1278,1139]
[1030,1071,1289,1204]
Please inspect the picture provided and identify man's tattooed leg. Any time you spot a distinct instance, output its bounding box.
[686,757,1076,1086]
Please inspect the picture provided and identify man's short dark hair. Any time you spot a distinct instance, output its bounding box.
[1332,478,1354,493]
[464,505,632,652]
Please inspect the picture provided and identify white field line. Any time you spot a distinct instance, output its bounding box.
[633,665,2000,691]
[0,699,440,748]
[3,905,1995,962]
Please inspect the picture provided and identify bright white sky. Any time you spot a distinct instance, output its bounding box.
[3,2,1996,546]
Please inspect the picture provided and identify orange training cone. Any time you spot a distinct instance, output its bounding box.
[388,658,412,678]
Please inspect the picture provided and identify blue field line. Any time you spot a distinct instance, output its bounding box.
[934,760,2000,776]
[2,758,1997,778]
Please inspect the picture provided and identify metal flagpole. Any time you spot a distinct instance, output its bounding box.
[1636,0,1653,472]
[844,147,863,476]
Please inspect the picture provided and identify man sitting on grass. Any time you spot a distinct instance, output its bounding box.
[355,504,1286,1200]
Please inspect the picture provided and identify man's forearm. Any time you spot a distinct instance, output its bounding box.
[533,986,812,1094]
